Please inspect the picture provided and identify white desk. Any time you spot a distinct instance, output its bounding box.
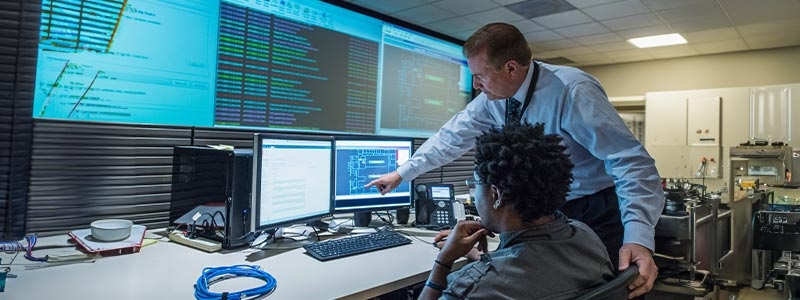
[1,228,452,300]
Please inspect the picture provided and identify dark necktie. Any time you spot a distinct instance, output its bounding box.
[505,97,521,124]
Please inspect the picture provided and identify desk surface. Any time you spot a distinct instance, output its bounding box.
[1,227,460,300]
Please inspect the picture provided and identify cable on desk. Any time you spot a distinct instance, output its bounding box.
[0,235,48,262]
[194,265,277,300]
[375,210,395,225]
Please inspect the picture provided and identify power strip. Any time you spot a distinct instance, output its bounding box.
[168,232,222,252]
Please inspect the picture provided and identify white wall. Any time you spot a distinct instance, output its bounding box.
[581,46,800,98]
[583,47,800,200]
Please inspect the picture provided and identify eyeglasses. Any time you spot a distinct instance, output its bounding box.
[465,178,484,188]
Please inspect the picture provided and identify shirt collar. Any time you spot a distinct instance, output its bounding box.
[510,62,535,103]
[496,211,570,249]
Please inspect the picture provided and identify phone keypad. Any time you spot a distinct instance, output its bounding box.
[434,210,451,225]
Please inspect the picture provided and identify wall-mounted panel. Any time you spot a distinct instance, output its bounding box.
[645,94,687,146]
[687,97,721,146]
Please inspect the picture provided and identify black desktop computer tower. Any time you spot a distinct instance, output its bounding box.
[170,146,254,249]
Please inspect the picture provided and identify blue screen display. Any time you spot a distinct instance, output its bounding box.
[33,0,472,138]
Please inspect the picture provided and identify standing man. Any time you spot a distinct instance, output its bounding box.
[365,22,664,298]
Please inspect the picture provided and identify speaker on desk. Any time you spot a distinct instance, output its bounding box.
[170,146,254,249]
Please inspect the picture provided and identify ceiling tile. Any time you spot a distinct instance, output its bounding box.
[643,44,700,59]
[509,19,548,33]
[681,27,741,43]
[742,31,800,50]
[572,32,624,45]
[523,29,565,42]
[600,12,663,31]
[535,38,582,51]
[505,0,578,19]
[553,22,610,37]
[393,5,457,25]
[589,41,637,51]
[558,45,596,55]
[434,0,501,16]
[532,10,594,28]
[567,54,614,66]
[640,0,718,11]
[668,16,732,33]
[532,50,559,58]
[615,24,672,38]
[581,0,651,21]
[349,0,428,14]
[692,39,749,54]
[720,0,800,26]
[565,0,621,9]
[493,0,528,5]
[345,0,800,66]
[602,48,653,59]
[655,3,726,24]
[425,17,484,35]
[736,19,800,36]
[451,29,476,40]
[465,7,526,24]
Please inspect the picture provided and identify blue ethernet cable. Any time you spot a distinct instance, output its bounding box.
[194,265,277,300]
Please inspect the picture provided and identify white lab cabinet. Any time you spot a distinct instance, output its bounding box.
[645,93,722,178]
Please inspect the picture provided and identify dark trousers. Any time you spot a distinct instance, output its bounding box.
[561,187,648,299]
[560,186,624,271]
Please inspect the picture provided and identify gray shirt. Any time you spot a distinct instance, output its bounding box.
[441,212,614,300]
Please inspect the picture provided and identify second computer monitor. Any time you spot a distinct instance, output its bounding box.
[333,136,414,216]
[251,133,334,233]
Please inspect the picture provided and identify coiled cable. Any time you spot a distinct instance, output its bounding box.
[194,265,277,300]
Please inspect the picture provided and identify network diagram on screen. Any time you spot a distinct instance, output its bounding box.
[333,139,412,212]
[32,0,473,138]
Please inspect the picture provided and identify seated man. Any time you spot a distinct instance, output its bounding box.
[421,122,614,300]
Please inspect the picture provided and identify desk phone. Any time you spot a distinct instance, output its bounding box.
[416,184,458,228]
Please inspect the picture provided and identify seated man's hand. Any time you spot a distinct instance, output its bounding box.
[436,221,493,264]
[434,229,484,260]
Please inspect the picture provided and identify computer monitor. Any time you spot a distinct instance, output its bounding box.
[333,136,414,226]
[251,133,334,236]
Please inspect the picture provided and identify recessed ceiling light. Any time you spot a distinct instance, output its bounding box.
[628,33,687,48]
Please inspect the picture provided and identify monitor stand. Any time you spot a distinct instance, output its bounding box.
[353,211,372,227]
[259,227,319,250]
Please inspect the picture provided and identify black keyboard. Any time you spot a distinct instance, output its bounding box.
[303,230,412,261]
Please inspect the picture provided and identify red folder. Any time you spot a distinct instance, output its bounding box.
[68,225,147,256]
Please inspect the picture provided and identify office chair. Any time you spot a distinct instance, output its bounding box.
[574,265,639,300]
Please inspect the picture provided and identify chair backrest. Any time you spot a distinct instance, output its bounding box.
[574,265,639,300]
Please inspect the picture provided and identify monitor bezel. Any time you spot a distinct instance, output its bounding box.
[332,134,415,214]
[250,132,335,232]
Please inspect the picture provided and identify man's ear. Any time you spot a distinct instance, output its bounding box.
[504,60,517,74]
[504,60,524,78]
[490,185,502,202]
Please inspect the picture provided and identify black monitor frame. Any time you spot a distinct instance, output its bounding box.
[250,133,335,233]
[332,135,414,216]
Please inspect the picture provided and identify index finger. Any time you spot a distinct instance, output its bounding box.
[363,178,380,188]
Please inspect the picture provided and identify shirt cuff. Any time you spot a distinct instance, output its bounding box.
[623,220,655,252]
[397,163,418,182]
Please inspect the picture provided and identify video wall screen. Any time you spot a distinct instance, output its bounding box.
[32,0,473,138]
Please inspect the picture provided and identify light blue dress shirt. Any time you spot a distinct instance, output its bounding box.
[397,62,665,250]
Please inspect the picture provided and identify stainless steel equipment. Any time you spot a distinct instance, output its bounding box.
[719,147,778,286]
[752,204,800,298]
[731,145,793,186]
[653,181,725,296]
